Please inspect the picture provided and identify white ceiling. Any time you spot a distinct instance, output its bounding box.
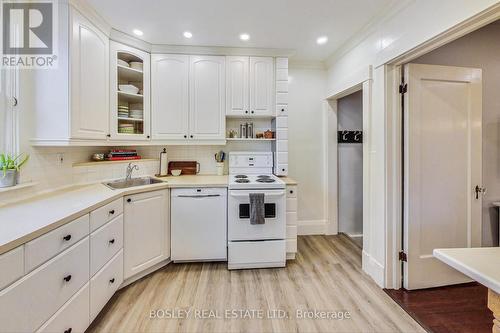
[87,0,395,62]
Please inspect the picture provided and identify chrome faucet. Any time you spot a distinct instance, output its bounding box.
[125,163,139,181]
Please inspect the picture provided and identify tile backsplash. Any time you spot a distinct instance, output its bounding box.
[1,142,271,204]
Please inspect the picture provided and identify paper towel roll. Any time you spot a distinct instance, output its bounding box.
[159,149,168,176]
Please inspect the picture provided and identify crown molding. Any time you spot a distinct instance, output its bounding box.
[151,44,295,57]
[68,0,112,35]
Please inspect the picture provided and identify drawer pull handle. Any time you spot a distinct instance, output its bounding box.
[109,278,115,284]
[290,190,293,194]
[109,209,115,215]
[127,198,132,203]
[109,238,115,245]
[62,235,72,241]
[63,275,72,282]
[64,328,72,333]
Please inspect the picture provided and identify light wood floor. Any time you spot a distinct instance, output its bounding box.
[87,235,425,333]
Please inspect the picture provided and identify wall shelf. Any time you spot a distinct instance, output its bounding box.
[117,91,144,103]
[73,158,158,167]
[117,117,144,122]
[117,65,143,81]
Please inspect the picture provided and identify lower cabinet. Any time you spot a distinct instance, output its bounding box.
[124,189,170,279]
[286,184,298,259]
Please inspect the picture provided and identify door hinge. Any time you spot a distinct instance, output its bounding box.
[398,251,407,262]
[399,83,407,94]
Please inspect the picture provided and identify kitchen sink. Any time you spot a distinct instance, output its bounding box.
[103,177,164,190]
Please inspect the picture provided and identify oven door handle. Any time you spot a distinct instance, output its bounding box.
[229,191,285,198]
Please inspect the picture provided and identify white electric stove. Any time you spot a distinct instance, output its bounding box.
[227,152,286,270]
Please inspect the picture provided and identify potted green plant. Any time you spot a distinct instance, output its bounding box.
[0,153,29,188]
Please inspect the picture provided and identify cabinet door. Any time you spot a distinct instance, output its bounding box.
[249,57,274,116]
[70,9,109,139]
[189,56,226,140]
[226,56,249,116]
[123,189,170,279]
[109,41,151,141]
[151,54,189,140]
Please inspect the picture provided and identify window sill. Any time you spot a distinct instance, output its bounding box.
[0,182,38,193]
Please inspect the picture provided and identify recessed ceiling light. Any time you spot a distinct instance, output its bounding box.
[316,36,328,45]
[183,31,193,39]
[133,29,143,36]
[239,33,250,41]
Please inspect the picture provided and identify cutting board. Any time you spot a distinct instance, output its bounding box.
[168,161,199,175]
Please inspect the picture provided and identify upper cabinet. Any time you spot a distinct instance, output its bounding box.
[151,54,189,140]
[189,56,226,140]
[226,56,274,117]
[109,42,151,141]
[70,9,109,140]
[151,54,226,143]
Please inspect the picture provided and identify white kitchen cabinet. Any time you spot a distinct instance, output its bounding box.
[109,41,151,141]
[189,55,226,140]
[151,54,190,140]
[70,8,109,140]
[226,56,249,116]
[124,189,170,279]
[285,184,298,260]
[226,56,274,117]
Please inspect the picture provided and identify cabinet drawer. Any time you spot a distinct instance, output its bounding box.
[286,198,298,212]
[37,283,90,333]
[276,81,288,93]
[275,116,288,128]
[276,58,288,69]
[90,215,123,276]
[286,185,298,198]
[90,198,123,232]
[25,214,89,273]
[286,225,297,239]
[0,246,24,291]
[286,212,297,225]
[276,104,288,116]
[0,238,90,333]
[276,68,288,81]
[90,250,123,321]
[276,92,289,105]
[286,238,297,253]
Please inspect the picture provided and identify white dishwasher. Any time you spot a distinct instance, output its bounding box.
[171,188,227,262]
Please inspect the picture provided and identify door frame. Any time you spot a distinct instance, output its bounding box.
[325,66,373,274]
[384,4,500,289]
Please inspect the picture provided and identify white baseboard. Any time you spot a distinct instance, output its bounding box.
[346,233,363,239]
[297,220,327,235]
[362,250,385,288]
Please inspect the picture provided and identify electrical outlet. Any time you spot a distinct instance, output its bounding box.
[56,153,64,165]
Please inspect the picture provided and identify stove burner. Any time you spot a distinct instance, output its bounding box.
[256,178,276,183]
[235,179,250,183]
[257,175,271,179]
[234,175,248,179]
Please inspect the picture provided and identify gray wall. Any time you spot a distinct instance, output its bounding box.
[338,90,363,236]
[415,20,500,246]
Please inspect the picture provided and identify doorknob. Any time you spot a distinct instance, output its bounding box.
[475,185,486,199]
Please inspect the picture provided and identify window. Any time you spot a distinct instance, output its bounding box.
[0,67,18,154]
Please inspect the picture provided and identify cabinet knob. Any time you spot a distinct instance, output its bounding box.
[64,328,72,333]
[290,190,293,194]
[184,135,187,139]
[62,234,72,241]
[251,111,255,114]
[109,278,115,284]
[190,135,194,139]
[63,274,72,282]
[147,135,150,139]
[282,168,285,172]
[107,134,111,138]
[109,238,115,245]
[245,111,249,114]
[127,198,132,203]
[109,209,115,215]
[281,108,285,112]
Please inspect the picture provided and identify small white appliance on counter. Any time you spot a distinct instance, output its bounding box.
[171,188,227,262]
[228,152,286,269]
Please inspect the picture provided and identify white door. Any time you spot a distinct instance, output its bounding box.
[404,63,482,290]
[226,56,249,116]
[151,54,189,141]
[249,57,274,116]
[109,41,151,141]
[189,55,225,140]
[70,9,109,140]
[124,189,170,279]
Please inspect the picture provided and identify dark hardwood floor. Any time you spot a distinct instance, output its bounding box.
[385,283,493,333]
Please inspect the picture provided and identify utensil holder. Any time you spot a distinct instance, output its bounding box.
[216,162,224,176]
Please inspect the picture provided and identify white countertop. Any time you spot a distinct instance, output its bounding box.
[0,175,228,256]
[434,247,500,294]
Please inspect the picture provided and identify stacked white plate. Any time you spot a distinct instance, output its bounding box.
[118,59,129,67]
[118,84,139,94]
[129,110,143,119]
[130,61,143,71]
